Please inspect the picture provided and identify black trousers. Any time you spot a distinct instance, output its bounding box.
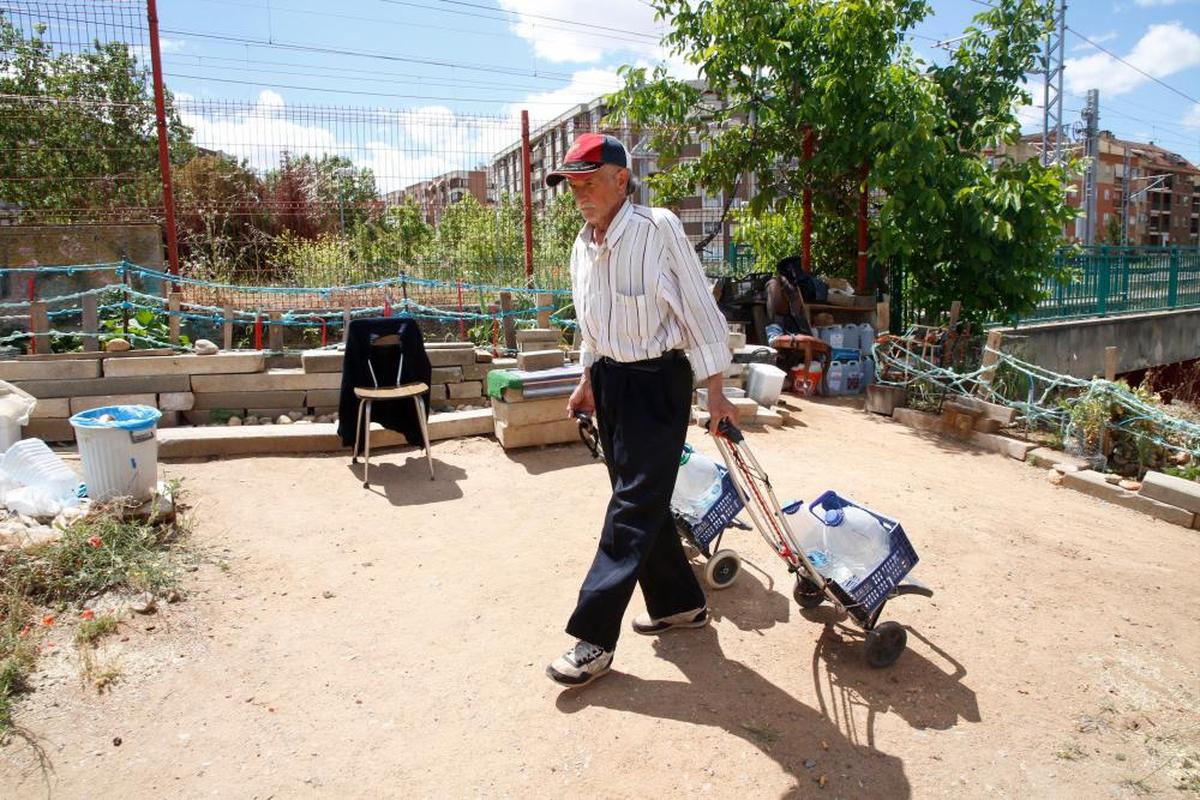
[565,352,707,651]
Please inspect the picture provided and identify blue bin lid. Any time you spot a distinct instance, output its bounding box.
[69,404,162,431]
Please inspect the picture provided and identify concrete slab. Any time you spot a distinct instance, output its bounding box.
[19,375,191,398]
[892,408,942,433]
[193,390,307,410]
[447,381,483,399]
[0,359,100,381]
[730,397,759,423]
[429,385,448,402]
[429,408,493,440]
[475,350,493,364]
[491,396,568,427]
[21,418,75,442]
[70,393,157,415]
[969,431,1037,461]
[158,392,195,412]
[190,370,341,393]
[493,358,518,370]
[462,362,497,381]
[1061,470,1195,528]
[517,349,564,371]
[494,417,578,449]
[305,389,342,408]
[757,407,784,428]
[30,397,71,418]
[300,350,344,373]
[103,352,266,377]
[430,366,463,385]
[1027,447,1091,470]
[157,411,180,428]
[516,328,559,346]
[1140,471,1200,515]
[427,348,476,368]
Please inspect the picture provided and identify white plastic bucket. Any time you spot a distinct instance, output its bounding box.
[746,363,787,407]
[69,405,162,502]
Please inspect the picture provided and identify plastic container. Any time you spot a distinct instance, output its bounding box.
[696,386,746,410]
[844,359,862,394]
[0,418,19,454]
[862,355,876,387]
[839,324,861,351]
[806,361,824,395]
[826,325,846,349]
[69,405,162,503]
[825,360,846,395]
[671,444,724,524]
[1,438,81,499]
[746,363,786,406]
[858,323,875,352]
[0,382,38,454]
[810,494,891,589]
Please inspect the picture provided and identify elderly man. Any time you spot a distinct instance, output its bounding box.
[545,132,736,687]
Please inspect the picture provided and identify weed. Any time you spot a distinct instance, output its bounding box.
[91,663,122,693]
[1056,742,1087,761]
[75,614,119,647]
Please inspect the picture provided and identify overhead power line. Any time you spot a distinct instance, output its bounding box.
[1066,28,1199,106]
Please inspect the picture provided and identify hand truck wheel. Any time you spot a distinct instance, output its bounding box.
[865,621,907,668]
[793,576,825,609]
[704,549,741,590]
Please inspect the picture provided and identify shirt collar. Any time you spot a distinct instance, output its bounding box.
[578,200,634,250]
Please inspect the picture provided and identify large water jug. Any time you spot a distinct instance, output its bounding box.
[825,360,846,395]
[839,324,860,352]
[862,355,876,387]
[671,444,724,524]
[2,438,80,499]
[827,325,846,349]
[858,323,875,353]
[819,500,891,588]
[844,359,862,394]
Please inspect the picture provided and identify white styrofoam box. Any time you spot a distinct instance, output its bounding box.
[695,386,747,410]
[746,363,787,407]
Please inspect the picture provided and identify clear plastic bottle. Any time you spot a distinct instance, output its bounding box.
[671,445,724,523]
[821,501,891,586]
[2,438,81,500]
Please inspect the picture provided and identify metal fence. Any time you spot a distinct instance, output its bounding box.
[1016,246,1200,324]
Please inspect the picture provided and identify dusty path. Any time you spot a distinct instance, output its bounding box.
[3,400,1198,799]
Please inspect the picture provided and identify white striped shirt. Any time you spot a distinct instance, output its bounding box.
[570,200,732,379]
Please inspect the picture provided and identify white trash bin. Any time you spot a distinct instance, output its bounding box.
[69,405,162,503]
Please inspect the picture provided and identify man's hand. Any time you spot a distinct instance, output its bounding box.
[567,377,595,418]
[706,375,736,436]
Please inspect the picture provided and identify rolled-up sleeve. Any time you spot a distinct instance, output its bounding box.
[658,212,732,379]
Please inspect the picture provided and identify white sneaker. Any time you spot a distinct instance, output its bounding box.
[631,606,710,635]
[546,640,613,687]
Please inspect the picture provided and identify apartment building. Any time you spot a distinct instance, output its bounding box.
[385,169,489,226]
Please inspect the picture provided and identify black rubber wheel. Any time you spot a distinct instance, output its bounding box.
[865,621,908,668]
[793,577,825,609]
[704,550,741,590]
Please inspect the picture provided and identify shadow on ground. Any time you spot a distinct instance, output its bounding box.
[347,456,468,505]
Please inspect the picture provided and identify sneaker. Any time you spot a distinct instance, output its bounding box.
[631,606,710,636]
[546,641,613,687]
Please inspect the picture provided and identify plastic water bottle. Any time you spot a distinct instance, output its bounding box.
[820,499,891,587]
[671,445,724,523]
[2,438,80,500]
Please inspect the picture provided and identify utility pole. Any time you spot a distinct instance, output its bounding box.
[1042,0,1067,166]
[1080,89,1100,245]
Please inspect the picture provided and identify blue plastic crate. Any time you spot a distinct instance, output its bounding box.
[684,470,745,549]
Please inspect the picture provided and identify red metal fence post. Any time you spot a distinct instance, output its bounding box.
[145,0,181,283]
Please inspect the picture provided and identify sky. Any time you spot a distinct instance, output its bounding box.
[146,0,1200,191]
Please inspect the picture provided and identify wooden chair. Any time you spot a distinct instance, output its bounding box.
[351,333,434,486]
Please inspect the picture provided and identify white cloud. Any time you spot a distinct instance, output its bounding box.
[1065,22,1200,95]
[1134,0,1178,6]
[496,0,665,63]
[1071,30,1118,51]
[1185,103,1200,127]
[510,67,626,122]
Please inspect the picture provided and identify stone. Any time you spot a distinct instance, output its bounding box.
[1104,474,1123,485]
[20,375,191,399]
[1061,470,1195,528]
[190,370,341,393]
[447,381,483,399]
[430,367,463,385]
[491,396,566,427]
[968,431,1037,461]
[1119,480,1141,492]
[69,393,157,415]
[192,390,306,410]
[0,359,101,382]
[1139,471,1200,515]
[130,592,156,614]
[475,350,493,364]
[305,389,341,408]
[105,338,132,352]
[892,407,942,433]
[494,418,579,449]
[276,415,293,425]
[244,416,259,426]
[757,407,784,428]
[300,350,344,373]
[428,385,448,402]
[30,397,71,419]
[227,416,242,426]
[158,391,195,412]
[517,349,564,372]
[21,418,75,442]
[194,339,219,355]
[1052,463,1080,474]
[426,348,476,368]
[1027,448,1091,470]
[302,415,315,422]
[492,357,518,370]
[1048,469,1064,485]
[158,422,401,458]
[287,410,304,421]
[102,352,266,377]
[461,362,497,382]
[157,411,180,428]
[729,397,759,423]
[260,417,273,425]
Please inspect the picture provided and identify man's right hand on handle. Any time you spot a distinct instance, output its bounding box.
[566,377,595,418]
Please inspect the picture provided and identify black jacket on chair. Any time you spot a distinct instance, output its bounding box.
[337,316,432,452]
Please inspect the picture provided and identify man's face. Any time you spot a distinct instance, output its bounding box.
[565,164,628,227]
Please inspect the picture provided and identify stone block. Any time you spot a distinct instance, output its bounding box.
[757,406,784,428]
[730,396,760,423]
[491,396,568,427]
[517,349,564,371]
[494,417,579,449]
[1061,470,1195,528]
[516,328,559,346]
[428,408,493,440]
[475,350,493,364]
[21,418,75,442]
[157,411,180,428]
[1139,471,1200,515]
[865,384,906,416]
[1026,447,1091,470]
[968,431,1036,461]
[427,347,476,368]
[158,423,404,459]
[430,366,464,385]
[183,410,214,425]
[18,375,191,399]
[462,362,497,382]
[892,407,942,433]
[305,389,342,408]
[426,341,476,349]
[300,350,344,373]
[447,381,483,399]
[158,392,195,412]
[70,393,157,414]
[493,357,518,370]
[428,384,448,402]
[0,359,100,381]
[193,390,307,410]
[190,370,341,393]
[103,352,265,377]
[30,397,71,418]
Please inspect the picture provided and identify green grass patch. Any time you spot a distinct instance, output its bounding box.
[75,614,119,647]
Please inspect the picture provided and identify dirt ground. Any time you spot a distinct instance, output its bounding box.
[2,399,1199,799]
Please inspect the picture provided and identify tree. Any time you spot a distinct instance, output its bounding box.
[263,153,379,239]
[0,18,194,220]
[174,154,267,278]
[607,0,1077,324]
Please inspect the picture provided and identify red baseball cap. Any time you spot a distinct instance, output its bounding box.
[545,133,631,187]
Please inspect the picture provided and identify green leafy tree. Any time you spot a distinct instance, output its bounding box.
[0,18,194,219]
[353,198,434,267]
[175,154,268,279]
[607,0,1077,324]
[264,153,379,239]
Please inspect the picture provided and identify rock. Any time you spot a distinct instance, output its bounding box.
[17,513,38,528]
[276,415,293,425]
[130,592,156,614]
[105,338,132,353]
[244,416,259,426]
[166,589,183,604]
[294,419,312,425]
[1052,463,1079,474]
[315,415,331,424]
[227,416,242,427]
[302,415,315,423]
[194,339,219,355]
[287,411,304,422]
[1047,469,1064,485]
[1104,474,1122,485]
[1119,480,1142,492]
